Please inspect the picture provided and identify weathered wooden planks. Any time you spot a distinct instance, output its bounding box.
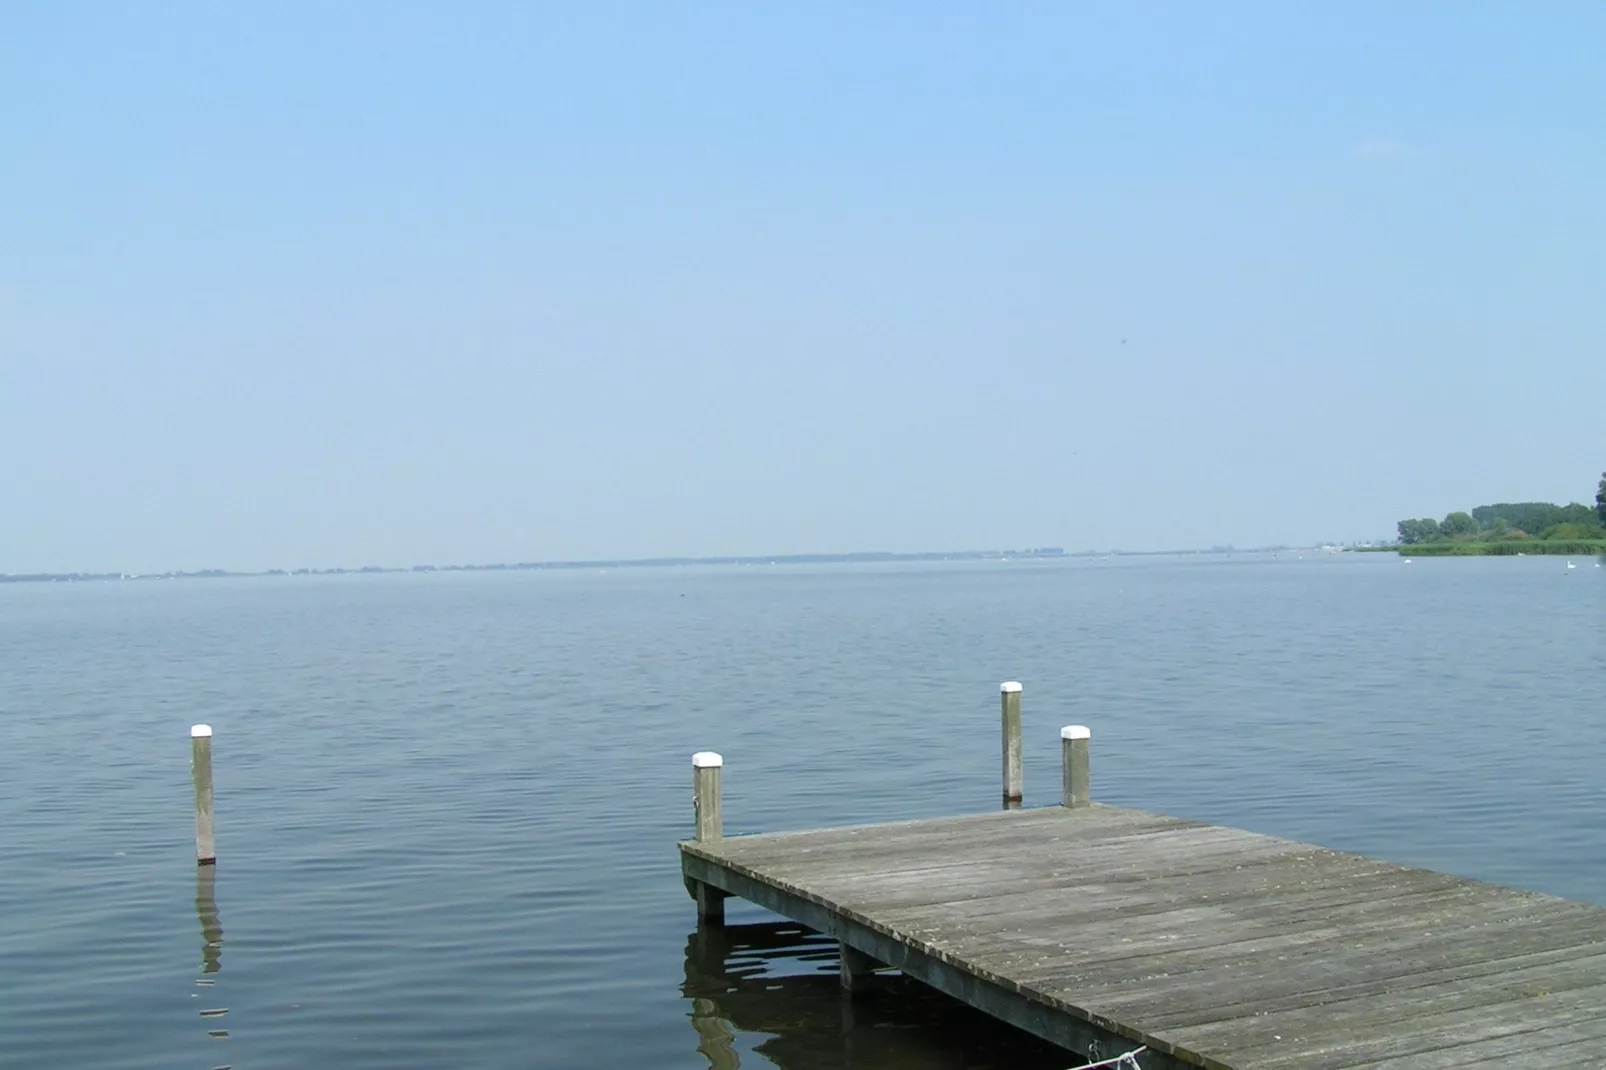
[680,805,1606,1069]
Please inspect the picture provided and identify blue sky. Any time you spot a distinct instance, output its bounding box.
[3,3,1603,571]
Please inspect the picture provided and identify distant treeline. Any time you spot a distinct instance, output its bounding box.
[1402,539,1606,557]
[1396,474,1606,546]
[0,548,1075,585]
[0,569,229,584]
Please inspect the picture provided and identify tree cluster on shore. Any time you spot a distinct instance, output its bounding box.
[1396,473,1606,546]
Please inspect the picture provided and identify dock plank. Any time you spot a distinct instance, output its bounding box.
[681,804,1606,1069]
[1064,917,1606,1032]
[719,807,1194,875]
[1230,979,1606,1069]
[1118,911,1603,1017]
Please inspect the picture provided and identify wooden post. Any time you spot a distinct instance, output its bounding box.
[692,751,727,924]
[1061,725,1091,808]
[191,724,216,864]
[840,942,876,995]
[1000,682,1023,808]
[693,751,723,841]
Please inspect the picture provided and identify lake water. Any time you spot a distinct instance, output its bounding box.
[3,552,1604,1069]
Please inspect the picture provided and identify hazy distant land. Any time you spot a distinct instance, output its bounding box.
[0,544,1340,585]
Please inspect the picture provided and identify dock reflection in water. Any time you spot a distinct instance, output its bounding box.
[682,922,1071,1070]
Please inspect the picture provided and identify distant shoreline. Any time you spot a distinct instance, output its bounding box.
[0,544,1323,585]
[1360,541,1606,557]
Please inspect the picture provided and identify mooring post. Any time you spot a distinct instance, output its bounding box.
[1061,725,1091,808]
[693,751,723,841]
[691,751,728,924]
[191,724,216,864]
[1000,681,1023,808]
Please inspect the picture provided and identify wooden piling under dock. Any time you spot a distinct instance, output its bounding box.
[680,735,1606,1068]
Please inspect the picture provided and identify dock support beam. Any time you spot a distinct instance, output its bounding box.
[839,942,877,995]
[1061,725,1091,808]
[695,883,727,924]
[1000,682,1022,808]
[191,724,216,864]
[691,751,729,924]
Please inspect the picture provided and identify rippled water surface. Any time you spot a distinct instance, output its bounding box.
[3,553,1604,1069]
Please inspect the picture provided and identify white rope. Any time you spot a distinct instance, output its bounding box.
[1064,1045,1147,1070]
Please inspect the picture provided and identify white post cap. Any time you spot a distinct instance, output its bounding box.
[191,724,213,738]
[1000,681,1023,693]
[692,751,723,768]
[1061,725,1091,740]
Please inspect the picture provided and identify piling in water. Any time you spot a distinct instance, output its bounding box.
[839,942,877,995]
[191,724,215,864]
[1000,682,1022,808]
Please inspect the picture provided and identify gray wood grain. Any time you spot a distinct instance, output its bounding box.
[693,760,721,842]
[681,805,1606,1069]
[191,731,215,864]
[1001,683,1023,806]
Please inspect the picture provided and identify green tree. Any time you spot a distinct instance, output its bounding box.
[1441,511,1479,539]
[1559,502,1598,527]
[1397,518,1441,544]
[1474,502,1576,532]
[1597,472,1606,525]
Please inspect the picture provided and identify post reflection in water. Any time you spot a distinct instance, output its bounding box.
[681,921,1072,1070]
[193,865,229,1046]
[195,865,224,974]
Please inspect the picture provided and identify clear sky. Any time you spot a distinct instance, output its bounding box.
[3,3,1603,572]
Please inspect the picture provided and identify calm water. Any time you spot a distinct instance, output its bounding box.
[3,553,1604,1069]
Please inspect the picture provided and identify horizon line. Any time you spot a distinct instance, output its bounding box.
[0,541,1377,584]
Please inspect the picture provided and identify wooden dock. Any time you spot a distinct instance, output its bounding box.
[678,694,1606,1069]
